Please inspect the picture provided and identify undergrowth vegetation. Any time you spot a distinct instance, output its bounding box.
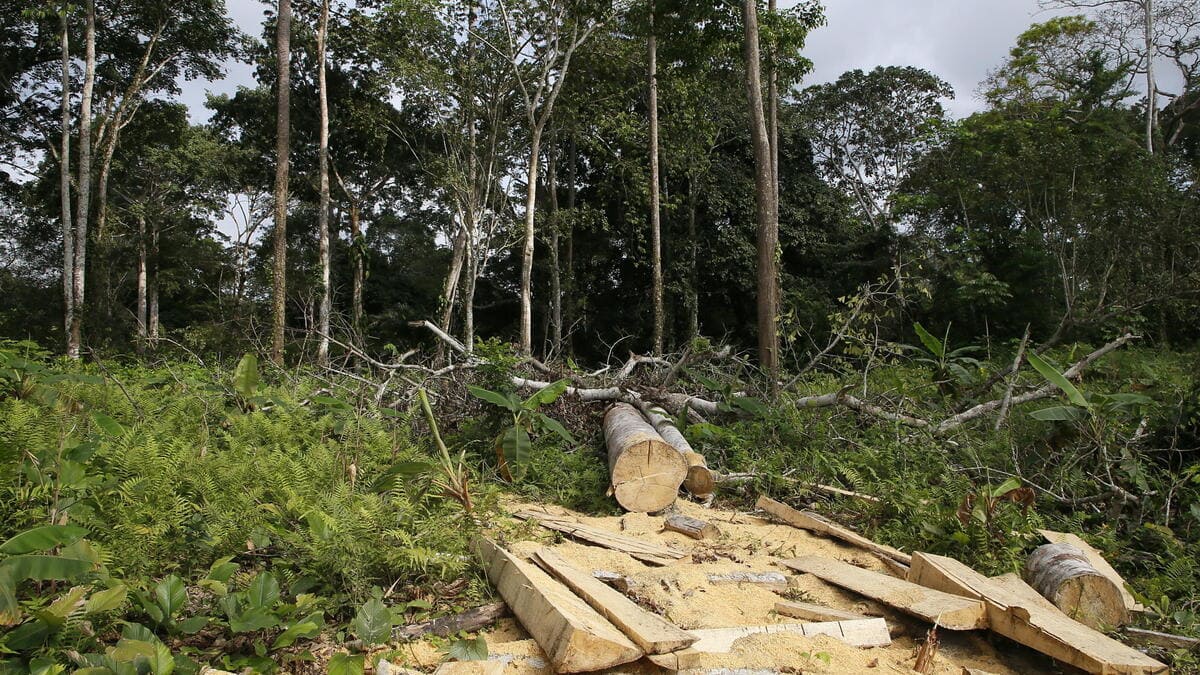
[1,334,1199,672]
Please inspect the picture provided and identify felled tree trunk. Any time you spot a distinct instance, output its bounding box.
[603,403,687,513]
[639,403,714,498]
[1024,543,1128,629]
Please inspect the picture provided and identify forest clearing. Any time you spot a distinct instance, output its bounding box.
[3,0,1200,672]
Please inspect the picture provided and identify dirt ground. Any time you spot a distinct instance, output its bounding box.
[381,498,1056,674]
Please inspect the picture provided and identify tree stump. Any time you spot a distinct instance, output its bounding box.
[1024,542,1128,629]
[603,403,688,512]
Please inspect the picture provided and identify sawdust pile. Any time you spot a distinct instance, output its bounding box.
[391,499,1032,674]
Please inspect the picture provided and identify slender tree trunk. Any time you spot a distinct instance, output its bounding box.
[464,253,478,352]
[271,0,292,364]
[440,229,466,336]
[1144,0,1156,153]
[548,135,562,355]
[687,174,699,340]
[136,215,147,354]
[316,0,331,365]
[60,5,73,350]
[68,0,95,360]
[741,0,780,390]
[349,201,363,332]
[767,0,779,212]
[648,0,664,354]
[148,221,159,348]
[565,133,576,355]
[519,125,543,356]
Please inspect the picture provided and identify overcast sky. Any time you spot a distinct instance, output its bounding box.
[181,0,1056,123]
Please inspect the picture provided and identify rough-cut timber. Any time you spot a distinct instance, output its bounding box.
[533,548,696,654]
[513,510,685,566]
[756,496,913,565]
[1025,543,1128,629]
[604,403,688,512]
[781,556,987,630]
[1039,529,1145,615]
[473,538,642,672]
[774,600,871,623]
[647,620,890,669]
[1123,627,1200,651]
[392,602,508,641]
[907,552,1167,674]
[706,571,789,592]
[664,514,719,540]
[639,403,715,497]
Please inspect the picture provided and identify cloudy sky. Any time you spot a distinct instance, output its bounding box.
[181,0,1057,123]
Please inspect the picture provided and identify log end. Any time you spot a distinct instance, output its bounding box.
[611,439,689,513]
[684,464,716,497]
[1025,542,1128,630]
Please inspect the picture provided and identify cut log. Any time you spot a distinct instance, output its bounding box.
[647,619,891,670]
[1025,543,1128,629]
[706,571,789,592]
[533,549,695,654]
[780,556,987,630]
[1123,627,1200,651]
[756,496,912,565]
[513,510,685,566]
[638,403,716,497]
[473,538,642,672]
[1039,529,1146,615]
[907,552,1167,674]
[604,403,689,512]
[392,602,509,641]
[664,514,719,540]
[774,600,870,623]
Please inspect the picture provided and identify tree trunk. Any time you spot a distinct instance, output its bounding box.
[349,201,363,333]
[565,133,577,355]
[136,215,148,354]
[439,228,467,351]
[548,136,562,355]
[519,125,543,356]
[648,1,664,355]
[464,253,478,352]
[639,403,714,497]
[316,0,331,365]
[68,0,96,360]
[741,0,780,390]
[1144,0,1156,153]
[59,4,73,350]
[686,175,698,340]
[603,402,688,513]
[271,0,292,365]
[1024,543,1128,630]
[767,0,779,210]
[148,221,159,349]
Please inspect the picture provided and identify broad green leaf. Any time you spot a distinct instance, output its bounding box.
[371,461,432,492]
[499,425,532,479]
[305,511,332,541]
[90,411,126,436]
[913,322,945,358]
[147,642,175,675]
[155,576,186,620]
[0,525,88,554]
[1098,392,1153,406]
[29,658,66,675]
[4,618,50,649]
[246,572,279,609]
[1029,405,1088,421]
[352,597,392,646]
[177,615,209,634]
[731,396,768,417]
[228,608,277,633]
[446,635,488,661]
[233,353,260,398]
[1026,352,1088,408]
[327,653,364,675]
[0,568,18,625]
[273,611,323,648]
[86,584,128,614]
[32,585,89,630]
[0,554,93,581]
[522,379,570,409]
[206,557,239,584]
[121,622,158,643]
[991,477,1023,498]
[467,385,520,412]
[536,413,576,444]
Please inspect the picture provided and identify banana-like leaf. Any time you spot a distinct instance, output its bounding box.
[913,322,945,358]
[536,413,576,444]
[86,584,129,614]
[1026,352,1089,408]
[0,554,93,581]
[154,576,186,620]
[233,353,259,398]
[0,525,88,554]
[467,385,520,412]
[35,585,89,629]
[499,425,531,480]
[522,379,571,409]
[246,572,279,609]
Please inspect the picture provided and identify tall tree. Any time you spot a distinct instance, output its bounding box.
[741,0,779,387]
[315,0,331,364]
[647,0,663,354]
[67,0,96,359]
[271,0,292,364]
[59,2,72,351]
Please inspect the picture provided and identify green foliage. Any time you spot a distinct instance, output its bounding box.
[468,379,577,480]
